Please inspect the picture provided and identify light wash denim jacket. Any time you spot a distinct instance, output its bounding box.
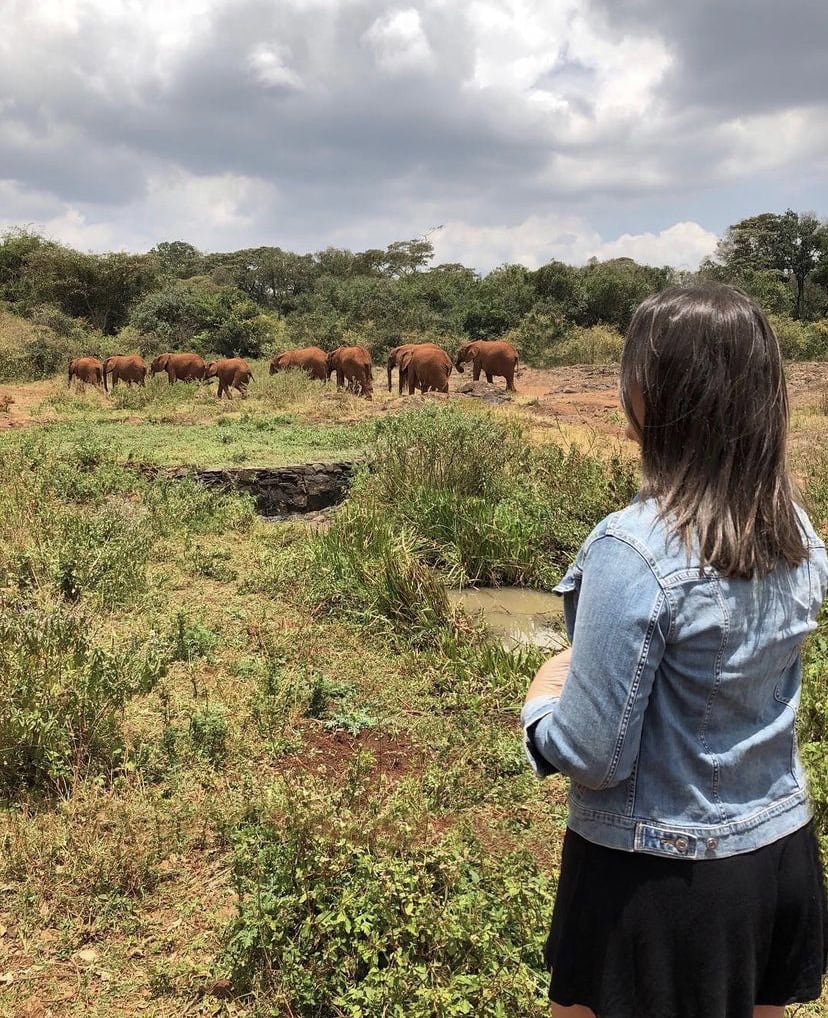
[522,498,828,860]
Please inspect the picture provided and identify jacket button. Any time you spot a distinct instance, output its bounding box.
[674,836,689,853]
[706,838,718,850]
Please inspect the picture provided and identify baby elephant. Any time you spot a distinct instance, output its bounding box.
[68,356,104,388]
[399,345,452,394]
[205,357,253,399]
[102,354,146,391]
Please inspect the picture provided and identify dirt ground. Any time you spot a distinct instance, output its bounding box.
[4,362,828,439]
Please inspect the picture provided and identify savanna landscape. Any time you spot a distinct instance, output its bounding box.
[1,215,828,1017]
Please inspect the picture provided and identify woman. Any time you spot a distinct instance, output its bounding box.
[522,284,828,1018]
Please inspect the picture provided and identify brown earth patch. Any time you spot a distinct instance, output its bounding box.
[279,721,426,784]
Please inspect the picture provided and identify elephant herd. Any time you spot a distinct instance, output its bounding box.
[66,340,519,402]
[269,340,519,400]
[67,353,254,398]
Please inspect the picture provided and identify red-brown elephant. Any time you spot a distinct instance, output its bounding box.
[270,346,328,380]
[399,346,452,394]
[327,346,373,399]
[149,352,207,383]
[386,342,442,394]
[68,357,104,388]
[102,354,146,390]
[454,340,518,392]
[205,358,253,399]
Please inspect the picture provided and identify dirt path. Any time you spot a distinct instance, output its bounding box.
[0,379,58,429]
[5,362,828,439]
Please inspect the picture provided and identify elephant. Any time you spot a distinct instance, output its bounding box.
[326,346,373,399]
[454,340,518,392]
[399,345,452,394]
[205,357,253,399]
[149,352,207,383]
[386,342,442,394]
[102,354,146,391]
[270,346,328,380]
[68,356,104,388]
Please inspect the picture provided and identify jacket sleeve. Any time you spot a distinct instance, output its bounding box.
[523,534,671,790]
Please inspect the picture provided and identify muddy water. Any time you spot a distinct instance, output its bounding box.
[449,586,567,652]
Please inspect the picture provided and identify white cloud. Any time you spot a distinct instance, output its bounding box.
[432,214,717,270]
[248,43,304,90]
[365,9,434,73]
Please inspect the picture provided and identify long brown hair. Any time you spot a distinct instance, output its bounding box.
[619,283,806,578]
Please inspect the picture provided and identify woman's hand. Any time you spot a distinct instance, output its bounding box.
[524,647,573,705]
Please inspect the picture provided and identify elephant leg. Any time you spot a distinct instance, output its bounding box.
[473,362,481,381]
[506,370,516,392]
[399,369,405,395]
[407,371,416,396]
[336,369,345,390]
[485,371,493,384]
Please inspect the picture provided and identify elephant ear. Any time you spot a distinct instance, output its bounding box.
[399,350,415,371]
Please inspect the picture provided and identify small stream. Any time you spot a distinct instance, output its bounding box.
[449,586,567,652]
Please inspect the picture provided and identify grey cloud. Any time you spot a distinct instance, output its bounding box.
[590,0,828,116]
[0,0,826,263]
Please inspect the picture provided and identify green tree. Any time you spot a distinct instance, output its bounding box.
[150,240,203,278]
[531,259,584,319]
[578,258,671,331]
[20,246,159,334]
[465,264,535,338]
[0,229,50,307]
[715,210,828,320]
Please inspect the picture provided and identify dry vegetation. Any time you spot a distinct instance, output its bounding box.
[0,365,826,1017]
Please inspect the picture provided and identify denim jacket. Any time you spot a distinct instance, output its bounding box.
[522,498,828,860]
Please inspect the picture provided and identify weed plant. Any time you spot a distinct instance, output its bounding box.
[224,772,552,1017]
[305,405,636,641]
[0,595,169,791]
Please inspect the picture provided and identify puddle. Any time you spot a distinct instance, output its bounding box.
[449,586,567,652]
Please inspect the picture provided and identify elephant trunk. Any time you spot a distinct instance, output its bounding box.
[387,357,395,392]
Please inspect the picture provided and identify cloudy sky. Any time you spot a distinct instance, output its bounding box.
[1,0,826,271]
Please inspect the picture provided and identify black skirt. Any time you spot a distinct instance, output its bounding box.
[546,822,827,1018]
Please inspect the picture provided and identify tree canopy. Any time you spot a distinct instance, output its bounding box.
[1,209,826,368]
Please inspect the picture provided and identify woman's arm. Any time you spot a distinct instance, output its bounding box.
[522,534,670,789]
[524,647,572,704]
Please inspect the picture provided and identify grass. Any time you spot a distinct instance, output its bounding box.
[0,369,826,1016]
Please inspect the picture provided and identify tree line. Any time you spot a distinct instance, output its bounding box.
[0,208,826,379]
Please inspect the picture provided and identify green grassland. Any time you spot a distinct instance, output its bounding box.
[0,374,826,1016]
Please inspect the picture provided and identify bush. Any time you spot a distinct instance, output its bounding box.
[547,323,624,365]
[224,777,552,1016]
[189,705,228,764]
[770,314,814,359]
[0,596,168,792]
[304,406,636,644]
[504,301,571,367]
[0,439,150,606]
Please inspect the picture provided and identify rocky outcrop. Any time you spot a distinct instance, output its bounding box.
[160,461,357,514]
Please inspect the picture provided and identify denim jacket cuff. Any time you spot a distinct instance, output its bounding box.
[521,695,560,778]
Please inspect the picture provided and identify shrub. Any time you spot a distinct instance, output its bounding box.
[0,596,168,792]
[547,323,624,365]
[223,777,552,1016]
[770,314,814,359]
[189,705,229,764]
[0,439,150,606]
[504,301,571,367]
[171,613,221,662]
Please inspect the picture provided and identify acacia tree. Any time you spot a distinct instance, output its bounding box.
[715,210,827,320]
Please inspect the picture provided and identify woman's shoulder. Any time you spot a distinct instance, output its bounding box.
[579,498,680,582]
